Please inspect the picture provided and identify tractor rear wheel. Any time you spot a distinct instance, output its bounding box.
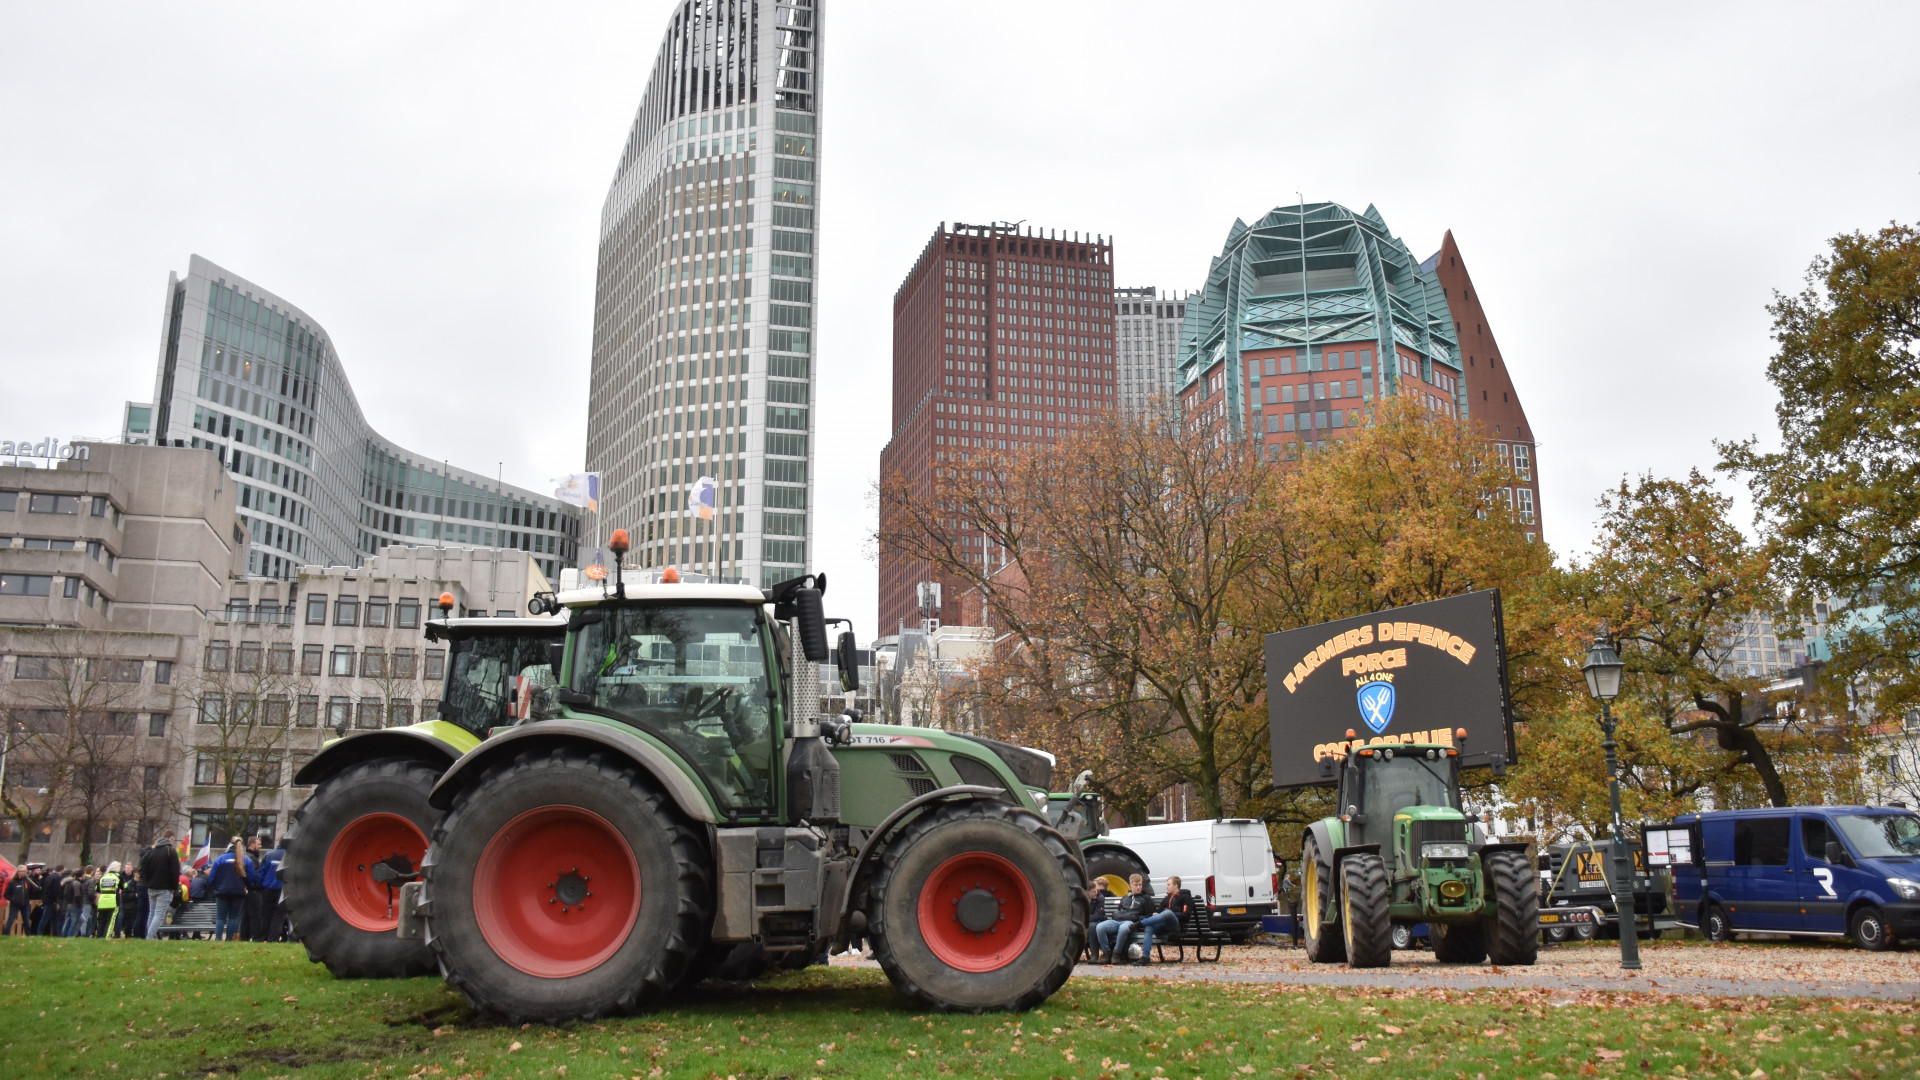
[1431,918,1487,963]
[1338,853,1392,969]
[1299,836,1345,964]
[868,800,1085,1013]
[1085,847,1150,899]
[282,757,441,978]
[1484,850,1540,966]
[423,749,710,1023]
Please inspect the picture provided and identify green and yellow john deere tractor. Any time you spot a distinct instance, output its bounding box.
[1298,735,1537,968]
[400,553,1086,1022]
[281,601,566,978]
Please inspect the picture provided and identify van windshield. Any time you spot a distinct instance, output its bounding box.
[1832,814,1920,860]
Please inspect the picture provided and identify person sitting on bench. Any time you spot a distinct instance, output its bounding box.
[1094,874,1156,965]
[1138,874,1193,955]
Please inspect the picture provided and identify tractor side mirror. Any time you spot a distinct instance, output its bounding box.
[1489,753,1508,778]
[835,629,859,692]
[791,586,828,663]
[548,642,565,681]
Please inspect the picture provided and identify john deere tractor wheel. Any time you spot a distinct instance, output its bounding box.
[423,749,710,1024]
[282,757,442,978]
[1431,918,1488,963]
[868,800,1085,1013]
[1085,847,1150,899]
[1338,853,1392,969]
[1299,836,1345,964]
[1483,849,1540,966]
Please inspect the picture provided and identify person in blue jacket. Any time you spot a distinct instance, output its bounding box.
[208,838,251,941]
[247,837,285,942]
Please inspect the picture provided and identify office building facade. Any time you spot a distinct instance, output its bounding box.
[877,222,1117,635]
[584,0,822,586]
[129,255,582,582]
[1175,202,1542,539]
[1114,287,1187,414]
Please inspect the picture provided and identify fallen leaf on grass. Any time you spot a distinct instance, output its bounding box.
[509,1042,522,1053]
[1482,1028,1505,1038]
[1378,1024,1403,1035]
[1595,1049,1625,1061]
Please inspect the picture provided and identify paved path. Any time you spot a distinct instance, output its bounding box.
[1065,961,1920,1001]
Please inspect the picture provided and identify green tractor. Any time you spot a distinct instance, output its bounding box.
[1046,771,1151,894]
[407,550,1087,1022]
[1298,735,1537,968]
[281,599,566,977]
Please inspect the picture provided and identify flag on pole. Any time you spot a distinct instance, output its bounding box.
[686,475,717,521]
[551,473,600,513]
[192,838,212,870]
[175,835,190,863]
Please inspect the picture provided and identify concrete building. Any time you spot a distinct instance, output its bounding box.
[876,222,1117,635]
[0,440,553,866]
[1114,287,1187,414]
[1176,202,1543,540]
[126,254,582,582]
[584,0,823,586]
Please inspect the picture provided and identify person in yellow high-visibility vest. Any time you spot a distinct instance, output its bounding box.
[94,862,122,939]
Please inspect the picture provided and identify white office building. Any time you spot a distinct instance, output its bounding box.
[1114,287,1187,415]
[584,0,821,587]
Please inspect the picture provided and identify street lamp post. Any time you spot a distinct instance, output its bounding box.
[1582,631,1642,971]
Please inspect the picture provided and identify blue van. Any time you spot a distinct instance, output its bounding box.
[1668,807,1920,950]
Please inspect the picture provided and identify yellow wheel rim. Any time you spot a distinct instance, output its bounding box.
[1098,873,1131,896]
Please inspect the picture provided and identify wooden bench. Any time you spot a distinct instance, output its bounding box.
[1152,903,1233,963]
[154,899,217,939]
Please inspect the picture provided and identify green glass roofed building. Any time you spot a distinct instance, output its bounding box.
[1177,201,1461,450]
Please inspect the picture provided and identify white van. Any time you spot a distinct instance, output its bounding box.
[1106,818,1278,940]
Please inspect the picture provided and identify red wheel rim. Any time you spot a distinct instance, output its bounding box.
[324,812,429,933]
[472,806,641,979]
[916,850,1038,973]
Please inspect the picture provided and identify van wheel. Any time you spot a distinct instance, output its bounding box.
[1390,923,1414,950]
[1703,905,1732,943]
[1850,906,1891,952]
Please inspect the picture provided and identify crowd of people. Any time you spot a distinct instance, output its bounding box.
[2,831,287,942]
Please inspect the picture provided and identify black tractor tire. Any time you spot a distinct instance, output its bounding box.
[1084,846,1150,898]
[1850,906,1892,952]
[1431,919,1488,963]
[1299,836,1345,964]
[281,757,443,979]
[867,799,1086,1013]
[1338,853,1393,969]
[422,748,711,1023]
[1483,850,1540,966]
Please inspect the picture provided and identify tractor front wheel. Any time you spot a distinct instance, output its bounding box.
[423,749,711,1023]
[1299,836,1345,964]
[868,800,1085,1013]
[1483,850,1540,966]
[1338,853,1392,969]
[1085,847,1150,900]
[281,757,441,978]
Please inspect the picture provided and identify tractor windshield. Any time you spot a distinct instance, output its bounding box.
[1361,755,1456,832]
[568,602,776,814]
[441,632,561,737]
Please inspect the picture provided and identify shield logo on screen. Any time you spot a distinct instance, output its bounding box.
[1356,682,1396,734]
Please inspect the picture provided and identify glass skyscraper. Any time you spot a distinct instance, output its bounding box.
[131,254,582,581]
[585,0,820,586]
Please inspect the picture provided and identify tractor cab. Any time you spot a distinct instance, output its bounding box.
[1338,740,1482,908]
[557,581,784,817]
[425,615,568,737]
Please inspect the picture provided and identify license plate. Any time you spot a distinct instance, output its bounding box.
[1228,907,1247,914]
[1540,913,1562,923]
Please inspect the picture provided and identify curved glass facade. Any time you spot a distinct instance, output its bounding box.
[139,255,581,580]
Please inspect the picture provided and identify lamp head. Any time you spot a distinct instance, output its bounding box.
[608,529,630,556]
[437,592,455,616]
[1582,634,1625,701]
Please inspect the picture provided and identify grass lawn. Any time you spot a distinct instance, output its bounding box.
[2,938,1915,1080]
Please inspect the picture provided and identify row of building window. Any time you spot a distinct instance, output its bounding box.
[13,656,171,684]
[203,641,446,679]
[0,491,120,523]
[196,694,440,729]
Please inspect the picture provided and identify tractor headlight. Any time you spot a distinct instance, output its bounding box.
[1888,877,1920,901]
[1423,842,1470,861]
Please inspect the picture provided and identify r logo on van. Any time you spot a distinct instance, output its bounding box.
[1812,867,1837,898]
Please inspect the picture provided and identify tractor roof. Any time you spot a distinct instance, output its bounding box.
[557,582,767,608]
[424,614,568,643]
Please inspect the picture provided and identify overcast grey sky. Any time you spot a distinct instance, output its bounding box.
[3,2,1916,633]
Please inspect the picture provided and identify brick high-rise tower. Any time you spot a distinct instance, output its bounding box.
[876,222,1116,636]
